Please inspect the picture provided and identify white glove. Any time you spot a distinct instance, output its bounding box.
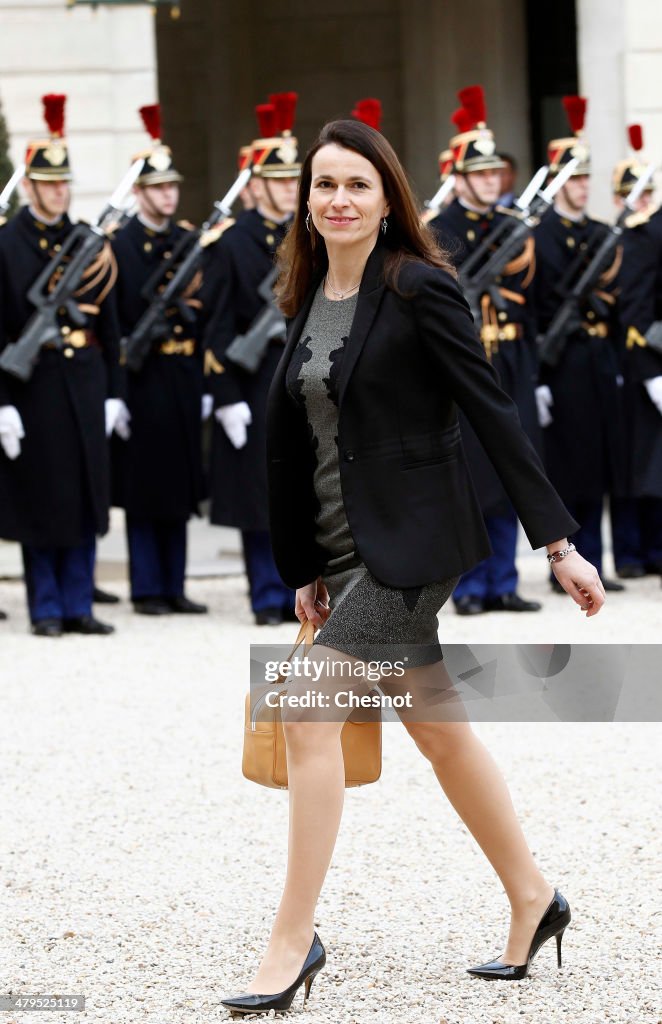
[535,385,554,428]
[104,398,132,440]
[201,394,214,421]
[0,405,25,460]
[214,400,252,449]
[644,376,662,416]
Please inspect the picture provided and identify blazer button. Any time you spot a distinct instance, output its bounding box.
[344,449,355,462]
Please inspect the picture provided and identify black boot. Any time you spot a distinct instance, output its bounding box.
[93,586,120,604]
[62,615,115,635]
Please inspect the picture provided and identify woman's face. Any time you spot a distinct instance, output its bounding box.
[308,143,389,249]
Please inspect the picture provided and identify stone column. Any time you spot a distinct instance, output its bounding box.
[577,0,662,219]
[0,0,156,221]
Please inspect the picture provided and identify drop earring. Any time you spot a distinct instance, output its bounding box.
[305,212,311,232]
[381,216,388,234]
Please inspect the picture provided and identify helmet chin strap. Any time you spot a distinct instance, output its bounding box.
[31,181,66,224]
[263,179,286,218]
[462,174,491,213]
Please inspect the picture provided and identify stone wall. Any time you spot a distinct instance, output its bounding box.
[578,0,662,219]
[0,0,157,221]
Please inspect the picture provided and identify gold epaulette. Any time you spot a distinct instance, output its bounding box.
[494,204,522,218]
[626,326,647,349]
[199,217,235,249]
[177,218,196,231]
[204,349,225,376]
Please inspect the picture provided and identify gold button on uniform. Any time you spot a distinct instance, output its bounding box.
[266,233,275,246]
[61,326,71,336]
[498,311,507,321]
[64,347,74,358]
[566,237,575,248]
[467,229,476,242]
[39,238,48,250]
[144,241,152,252]
[174,325,183,335]
[53,243,61,252]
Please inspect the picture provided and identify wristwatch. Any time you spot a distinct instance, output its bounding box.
[547,542,577,564]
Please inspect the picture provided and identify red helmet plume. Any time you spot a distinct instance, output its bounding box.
[352,98,382,131]
[255,103,278,138]
[562,95,587,135]
[268,92,298,134]
[450,106,474,134]
[42,94,66,138]
[139,104,162,142]
[457,85,486,127]
[627,124,643,152]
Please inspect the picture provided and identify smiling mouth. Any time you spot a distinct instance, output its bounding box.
[326,217,358,224]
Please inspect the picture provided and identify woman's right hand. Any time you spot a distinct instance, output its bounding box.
[551,552,606,617]
[295,577,331,628]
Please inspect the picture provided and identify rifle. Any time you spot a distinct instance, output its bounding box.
[538,161,657,368]
[643,321,662,356]
[0,163,25,224]
[224,265,286,373]
[0,160,143,382]
[458,160,580,323]
[121,166,252,372]
[421,174,456,223]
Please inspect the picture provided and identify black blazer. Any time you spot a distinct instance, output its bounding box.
[266,242,580,589]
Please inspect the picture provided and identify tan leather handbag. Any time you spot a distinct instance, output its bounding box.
[242,619,382,789]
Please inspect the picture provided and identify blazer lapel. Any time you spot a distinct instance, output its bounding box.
[337,241,387,408]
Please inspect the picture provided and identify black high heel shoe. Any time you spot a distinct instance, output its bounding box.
[467,889,571,981]
[220,932,326,1016]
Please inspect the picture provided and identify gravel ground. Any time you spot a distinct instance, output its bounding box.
[1,569,661,1024]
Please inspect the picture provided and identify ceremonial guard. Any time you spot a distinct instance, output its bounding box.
[111,104,210,615]
[610,126,662,578]
[534,97,626,592]
[204,94,300,625]
[430,86,542,615]
[0,95,123,636]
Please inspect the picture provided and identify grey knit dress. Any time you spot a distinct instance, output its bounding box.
[285,281,459,666]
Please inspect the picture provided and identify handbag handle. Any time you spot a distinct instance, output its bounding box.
[250,618,317,730]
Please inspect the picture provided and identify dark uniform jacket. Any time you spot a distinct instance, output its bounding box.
[616,208,662,498]
[111,215,211,521]
[0,207,122,547]
[203,208,289,530]
[534,208,626,503]
[266,242,579,590]
[430,198,541,516]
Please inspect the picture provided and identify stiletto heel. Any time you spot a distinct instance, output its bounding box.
[466,888,571,981]
[556,927,565,968]
[302,970,318,1006]
[220,932,326,1016]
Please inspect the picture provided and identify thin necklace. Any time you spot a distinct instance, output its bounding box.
[325,271,361,299]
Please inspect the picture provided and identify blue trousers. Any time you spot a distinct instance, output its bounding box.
[126,517,187,601]
[22,534,96,623]
[241,529,295,613]
[610,496,662,569]
[453,509,519,600]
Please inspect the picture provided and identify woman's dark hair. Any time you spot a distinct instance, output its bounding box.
[276,119,455,317]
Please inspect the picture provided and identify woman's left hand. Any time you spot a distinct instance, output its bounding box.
[551,552,606,616]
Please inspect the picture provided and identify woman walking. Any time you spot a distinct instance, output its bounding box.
[220,120,604,1015]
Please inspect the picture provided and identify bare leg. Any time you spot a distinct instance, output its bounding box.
[393,660,555,965]
[244,644,364,994]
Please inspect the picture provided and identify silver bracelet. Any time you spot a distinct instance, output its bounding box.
[547,542,577,564]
